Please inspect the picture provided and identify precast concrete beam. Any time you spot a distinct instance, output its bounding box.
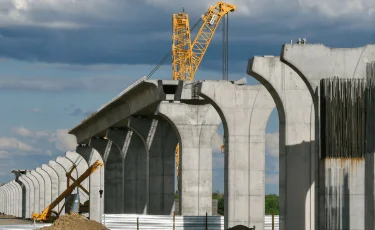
[30,171,44,213]
[65,151,89,204]
[21,175,33,218]
[41,164,59,213]
[127,117,177,215]
[197,81,275,229]
[248,56,316,230]
[75,145,104,222]
[157,103,221,216]
[26,171,39,215]
[36,167,51,212]
[48,160,66,212]
[69,77,168,144]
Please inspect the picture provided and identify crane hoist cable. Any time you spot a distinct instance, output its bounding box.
[146,18,203,79]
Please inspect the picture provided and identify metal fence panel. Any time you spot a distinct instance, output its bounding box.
[102,214,279,230]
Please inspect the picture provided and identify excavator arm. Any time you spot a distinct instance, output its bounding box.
[31,160,103,222]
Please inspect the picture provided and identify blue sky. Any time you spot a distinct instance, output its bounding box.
[0,0,374,195]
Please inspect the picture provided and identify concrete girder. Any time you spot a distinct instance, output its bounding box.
[41,164,59,213]
[17,175,29,218]
[75,145,104,222]
[248,56,316,230]
[157,103,221,216]
[197,82,275,229]
[20,174,33,218]
[36,167,51,213]
[48,160,66,212]
[126,117,177,215]
[279,44,375,230]
[65,151,89,204]
[26,171,39,215]
[30,170,45,214]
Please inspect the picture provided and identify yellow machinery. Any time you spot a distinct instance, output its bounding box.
[31,160,104,222]
[171,2,236,192]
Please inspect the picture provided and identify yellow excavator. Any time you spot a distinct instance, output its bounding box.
[31,160,103,222]
[171,2,236,192]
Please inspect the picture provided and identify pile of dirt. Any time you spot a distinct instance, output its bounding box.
[40,214,109,230]
[228,225,255,230]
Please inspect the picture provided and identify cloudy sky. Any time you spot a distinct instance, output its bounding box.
[0,0,374,195]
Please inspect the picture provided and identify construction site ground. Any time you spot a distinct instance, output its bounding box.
[0,215,33,225]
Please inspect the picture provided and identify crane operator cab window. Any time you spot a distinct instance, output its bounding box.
[209,14,218,25]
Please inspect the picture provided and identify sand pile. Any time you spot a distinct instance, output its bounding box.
[40,214,109,230]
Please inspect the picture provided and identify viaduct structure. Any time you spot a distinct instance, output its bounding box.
[1,43,375,230]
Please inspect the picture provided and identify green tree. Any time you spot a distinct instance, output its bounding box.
[265,194,279,215]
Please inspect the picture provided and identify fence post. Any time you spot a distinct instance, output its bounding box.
[205,212,208,230]
[173,211,175,230]
[272,212,274,230]
[137,216,139,230]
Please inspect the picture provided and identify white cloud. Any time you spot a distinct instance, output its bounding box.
[0,137,38,152]
[12,126,77,152]
[266,174,279,185]
[265,132,279,157]
[31,108,41,113]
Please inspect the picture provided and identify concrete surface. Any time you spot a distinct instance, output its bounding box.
[248,56,316,230]
[127,117,177,215]
[20,175,33,219]
[75,145,105,222]
[41,164,59,213]
[48,160,67,212]
[197,81,275,229]
[30,171,44,213]
[157,102,221,216]
[25,172,37,215]
[65,151,89,204]
[35,167,51,213]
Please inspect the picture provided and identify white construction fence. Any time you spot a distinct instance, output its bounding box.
[101,214,279,230]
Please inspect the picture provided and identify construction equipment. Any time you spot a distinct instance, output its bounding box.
[171,2,236,192]
[31,160,104,222]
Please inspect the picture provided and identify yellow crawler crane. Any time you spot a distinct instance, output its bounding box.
[31,160,104,222]
[172,2,236,192]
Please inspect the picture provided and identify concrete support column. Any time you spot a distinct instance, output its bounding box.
[249,57,316,230]
[2,185,8,214]
[197,82,275,228]
[65,151,89,204]
[127,117,177,215]
[12,180,22,217]
[90,136,123,214]
[18,176,29,218]
[21,175,33,218]
[12,171,25,218]
[25,172,38,214]
[7,183,14,216]
[0,187,3,213]
[76,145,104,222]
[10,181,20,217]
[157,102,222,216]
[41,164,59,213]
[36,167,51,212]
[49,160,67,212]
[30,171,44,213]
